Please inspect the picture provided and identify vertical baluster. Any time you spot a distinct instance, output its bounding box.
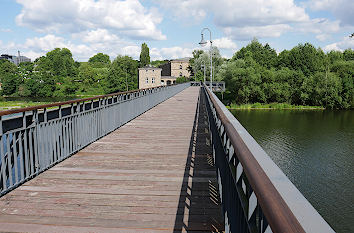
[42,108,48,168]
[28,127,34,176]
[6,133,13,187]
[0,117,6,191]
[18,130,24,181]
[23,128,29,178]
[54,119,60,161]
[12,132,18,184]
[32,110,39,174]
[22,113,29,178]
[70,104,75,153]
[47,121,53,165]
[63,118,68,158]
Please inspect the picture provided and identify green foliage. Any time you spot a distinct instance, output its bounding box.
[233,39,277,68]
[139,43,150,67]
[0,60,20,95]
[104,55,138,93]
[279,43,326,76]
[44,48,77,78]
[88,53,110,68]
[150,60,168,67]
[190,47,224,81]
[228,102,324,109]
[343,49,354,61]
[0,48,139,99]
[221,41,354,109]
[176,76,189,84]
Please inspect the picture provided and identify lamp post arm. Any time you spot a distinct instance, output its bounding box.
[200,27,213,91]
[201,28,212,43]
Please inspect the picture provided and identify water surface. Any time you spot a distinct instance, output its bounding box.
[230,109,354,233]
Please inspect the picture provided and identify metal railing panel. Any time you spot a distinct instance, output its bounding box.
[203,86,334,233]
[0,83,190,196]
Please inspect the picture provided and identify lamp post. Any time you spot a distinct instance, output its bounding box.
[199,28,212,91]
[125,67,129,91]
[201,63,206,84]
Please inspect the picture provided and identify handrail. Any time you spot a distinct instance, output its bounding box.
[205,87,304,232]
[0,83,190,196]
[204,85,334,233]
[0,85,176,117]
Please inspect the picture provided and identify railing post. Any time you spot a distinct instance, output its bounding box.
[0,83,190,197]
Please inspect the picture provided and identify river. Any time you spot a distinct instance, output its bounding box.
[230,109,354,233]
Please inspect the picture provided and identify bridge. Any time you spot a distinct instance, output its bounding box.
[0,83,334,232]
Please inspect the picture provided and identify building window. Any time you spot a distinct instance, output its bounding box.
[145,78,149,83]
[180,72,182,77]
[179,64,182,69]
[152,77,155,83]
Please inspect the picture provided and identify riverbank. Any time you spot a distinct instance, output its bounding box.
[227,102,325,110]
[0,101,52,110]
[0,95,95,111]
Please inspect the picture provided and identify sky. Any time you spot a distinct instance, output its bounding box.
[0,0,353,61]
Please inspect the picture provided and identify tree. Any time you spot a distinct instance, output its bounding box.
[45,48,77,79]
[233,39,277,68]
[343,49,354,61]
[282,43,326,76]
[0,60,20,95]
[78,63,97,86]
[104,55,138,93]
[139,43,150,67]
[191,47,224,81]
[88,53,110,68]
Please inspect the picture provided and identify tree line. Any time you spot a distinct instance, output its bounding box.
[0,43,153,97]
[190,39,353,109]
[0,40,353,108]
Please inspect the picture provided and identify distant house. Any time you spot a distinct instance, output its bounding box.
[138,66,162,89]
[0,54,31,65]
[138,58,191,89]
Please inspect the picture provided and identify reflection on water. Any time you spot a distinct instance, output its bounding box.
[230,109,354,233]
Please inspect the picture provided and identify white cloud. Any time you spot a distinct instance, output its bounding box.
[158,0,308,25]
[213,37,237,50]
[0,28,12,33]
[306,0,354,26]
[316,34,331,42]
[323,37,354,52]
[3,34,197,62]
[15,0,166,40]
[296,18,340,35]
[73,29,121,44]
[156,0,308,39]
[156,0,349,41]
[160,47,193,59]
[224,24,291,40]
[150,47,193,60]
[121,46,141,58]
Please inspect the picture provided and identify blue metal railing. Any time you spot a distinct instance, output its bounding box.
[0,83,190,196]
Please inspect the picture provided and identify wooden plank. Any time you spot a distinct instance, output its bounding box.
[0,87,224,232]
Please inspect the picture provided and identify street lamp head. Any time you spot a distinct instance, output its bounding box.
[199,33,207,46]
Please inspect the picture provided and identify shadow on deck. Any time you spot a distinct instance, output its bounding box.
[173,89,224,232]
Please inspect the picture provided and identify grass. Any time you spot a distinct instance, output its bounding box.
[0,101,53,110]
[227,102,325,110]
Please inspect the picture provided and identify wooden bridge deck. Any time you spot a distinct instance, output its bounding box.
[0,87,224,232]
